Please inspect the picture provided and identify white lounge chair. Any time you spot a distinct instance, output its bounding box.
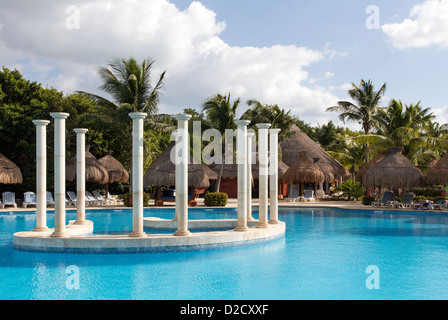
[86,191,106,206]
[1,192,17,209]
[301,189,315,202]
[316,189,329,201]
[46,192,55,207]
[92,191,111,205]
[106,192,123,205]
[284,189,300,202]
[22,192,37,208]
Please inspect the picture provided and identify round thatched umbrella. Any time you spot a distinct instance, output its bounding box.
[363,147,424,190]
[425,153,448,185]
[66,148,109,184]
[98,151,129,184]
[143,142,218,189]
[98,150,129,196]
[0,153,23,184]
[282,151,325,195]
[280,125,349,180]
[355,152,386,183]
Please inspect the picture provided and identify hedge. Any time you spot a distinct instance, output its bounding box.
[123,193,150,207]
[204,192,228,207]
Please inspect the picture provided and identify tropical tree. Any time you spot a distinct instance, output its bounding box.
[326,79,386,163]
[242,100,296,141]
[374,99,437,164]
[202,93,240,192]
[77,57,173,171]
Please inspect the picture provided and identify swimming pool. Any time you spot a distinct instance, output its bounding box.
[1,207,448,300]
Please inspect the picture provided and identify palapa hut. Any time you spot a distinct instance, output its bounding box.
[282,151,325,196]
[143,142,218,197]
[280,125,349,192]
[0,153,23,185]
[355,152,386,183]
[208,155,290,198]
[98,151,129,195]
[425,153,448,185]
[363,146,424,192]
[66,148,109,185]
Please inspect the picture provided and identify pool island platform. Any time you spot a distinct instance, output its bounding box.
[13,219,285,254]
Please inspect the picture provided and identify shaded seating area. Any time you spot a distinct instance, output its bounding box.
[301,189,315,202]
[372,191,394,207]
[144,142,217,207]
[284,189,300,202]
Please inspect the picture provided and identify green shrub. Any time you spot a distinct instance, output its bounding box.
[335,180,365,201]
[204,192,228,206]
[362,196,375,205]
[123,193,150,207]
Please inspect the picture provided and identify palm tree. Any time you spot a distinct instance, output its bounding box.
[202,93,240,192]
[76,57,172,181]
[326,79,386,163]
[243,100,295,141]
[374,99,437,164]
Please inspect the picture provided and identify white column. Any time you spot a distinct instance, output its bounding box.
[235,120,251,232]
[256,123,271,228]
[33,120,50,232]
[50,112,70,238]
[74,129,89,225]
[174,114,192,237]
[247,132,255,221]
[269,129,281,224]
[129,112,147,238]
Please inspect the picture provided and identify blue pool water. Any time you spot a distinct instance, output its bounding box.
[1,207,448,300]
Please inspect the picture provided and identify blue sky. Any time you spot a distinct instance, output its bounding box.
[0,0,447,128]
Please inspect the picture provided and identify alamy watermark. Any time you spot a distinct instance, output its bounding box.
[66,5,80,30]
[365,265,380,290]
[65,265,80,290]
[365,5,380,30]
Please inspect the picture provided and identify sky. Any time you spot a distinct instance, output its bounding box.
[0,0,447,129]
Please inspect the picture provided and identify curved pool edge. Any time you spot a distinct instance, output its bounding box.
[13,221,286,254]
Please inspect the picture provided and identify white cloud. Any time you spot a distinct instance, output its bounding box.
[0,0,342,125]
[382,0,448,49]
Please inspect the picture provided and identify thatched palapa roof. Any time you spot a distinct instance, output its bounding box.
[425,153,448,185]
[280,125,349,179]
[98,151,129,184]
[66,149,109,184]
[209,154,289,180]
[355,152,386,183]
[281,151,325,185]
[0,153,23,184]
[143,142,217,189]
[363,147,424,189]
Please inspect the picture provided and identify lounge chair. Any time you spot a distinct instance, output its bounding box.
[393,192,415,208]
[86,191,106,206]
[316,189,329,201]
[92,191,111,205]
[67,191,95,207]
[372,191,394,207]
[22,192,37,208]
[301,189,316,202]
[284,189,300,202]
[1,192,17,209]
[46,192,55,207]
[429,200,447,210]
[107,192,124,205]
